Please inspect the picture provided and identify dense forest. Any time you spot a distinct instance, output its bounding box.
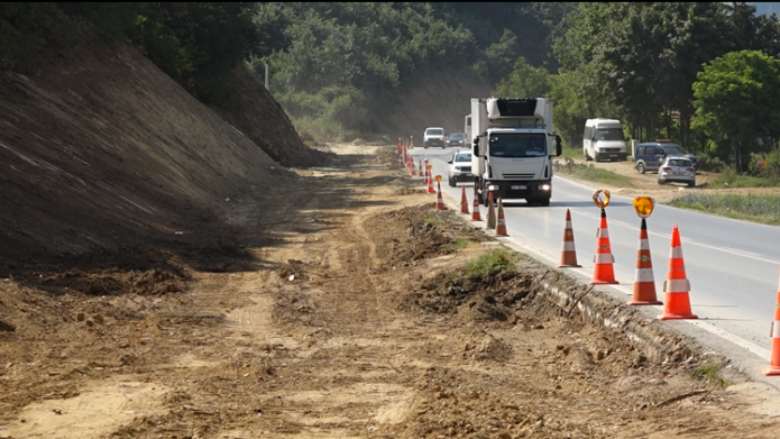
[3,2,780,173]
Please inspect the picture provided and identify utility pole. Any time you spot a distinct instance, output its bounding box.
[264,63,269,90]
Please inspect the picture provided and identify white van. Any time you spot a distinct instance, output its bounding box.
[582,119,628,162]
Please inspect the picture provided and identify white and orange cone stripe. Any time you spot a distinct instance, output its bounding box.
[435,181,445,210]
[590,208,618,285]
[460,185,470,214]
[629,218,662,306]
[559,209,580,267]
[657,225,697,320]
[471,187,481,221]
[495,197,507,236]
[485,192,496,230]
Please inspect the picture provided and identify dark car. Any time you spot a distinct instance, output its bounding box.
[634,140,700,174]
[446,132,467,148]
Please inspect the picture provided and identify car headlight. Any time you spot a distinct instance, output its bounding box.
[487,184,500,191]
[539,184,551,191]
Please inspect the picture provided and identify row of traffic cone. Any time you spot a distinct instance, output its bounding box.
[558,208,696,320]
[437,181,508,237]
[411,154,780,377]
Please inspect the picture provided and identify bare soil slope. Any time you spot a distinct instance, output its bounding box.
[0,41,325,273]
[210,65,333,168]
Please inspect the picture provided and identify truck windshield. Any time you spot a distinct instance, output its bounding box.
[488,134,546,158]
[594,128,624,141]
[426,129,444,136]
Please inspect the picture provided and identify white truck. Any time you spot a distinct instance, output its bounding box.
[471,97,562,207]
[464,114,472,144]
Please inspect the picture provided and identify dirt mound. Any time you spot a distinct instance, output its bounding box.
[402,270,538,321]
[372,204,490,269]
[211,65,335,168]
[276,259,308,281]
[37,267,185,297]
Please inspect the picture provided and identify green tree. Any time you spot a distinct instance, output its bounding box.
[692,50,780,172]
[494,57,551,98]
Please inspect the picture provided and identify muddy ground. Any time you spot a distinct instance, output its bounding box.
[2,144,780,439]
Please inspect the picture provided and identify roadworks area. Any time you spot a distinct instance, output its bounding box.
[3,144,780,439]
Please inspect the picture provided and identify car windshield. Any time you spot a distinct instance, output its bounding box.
[454,153,471,162]
[488,134,546,158]
[426,129,444,135]
[662,145,688,155]
[449,133,464,140]
[595,128,624,141]
[667,158,691,167]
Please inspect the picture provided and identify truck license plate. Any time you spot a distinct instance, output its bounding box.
[511,185,527,190]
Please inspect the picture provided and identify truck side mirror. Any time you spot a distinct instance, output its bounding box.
[555,135,563,157]
[473,139,479,157]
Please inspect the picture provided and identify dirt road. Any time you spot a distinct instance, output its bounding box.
[2,144,780,439]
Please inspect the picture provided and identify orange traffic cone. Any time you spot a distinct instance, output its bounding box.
[435,181,445,210]
[426,170,435,194]
[486,192,496,229]
[590,208,618,285]
[471,187,482,221]
[629,218,662,306]
[559,209,581,267]
[418,161,423,180]
[657,225,697,320]
[495,197,507,236]
[460,185,470,214]
[763,274,780,375]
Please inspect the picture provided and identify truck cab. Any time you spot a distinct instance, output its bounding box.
[471,98,562,206]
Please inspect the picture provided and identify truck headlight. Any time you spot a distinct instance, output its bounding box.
[488,184,500,191]
[539,184,551,191]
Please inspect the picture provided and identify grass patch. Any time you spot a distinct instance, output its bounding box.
[557,146,582,161]
[668,193,780,226]
[707,169,779,189]
[447,237,471,252]
[566,164,634,188]
[464,248,518,277]
[692,363,732,387]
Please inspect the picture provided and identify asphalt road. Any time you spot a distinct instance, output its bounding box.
[410,147,780,386]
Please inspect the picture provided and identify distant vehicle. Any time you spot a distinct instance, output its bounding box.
[446,132,467,148]
[657,156,696,187]
[634,140,700,174]
[423,127,446,149]
[582,119,628,162]
[447,150,473,187]
[464,115,472,144]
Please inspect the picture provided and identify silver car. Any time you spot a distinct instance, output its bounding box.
[447,150,473,187]
[657,156,696,187]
